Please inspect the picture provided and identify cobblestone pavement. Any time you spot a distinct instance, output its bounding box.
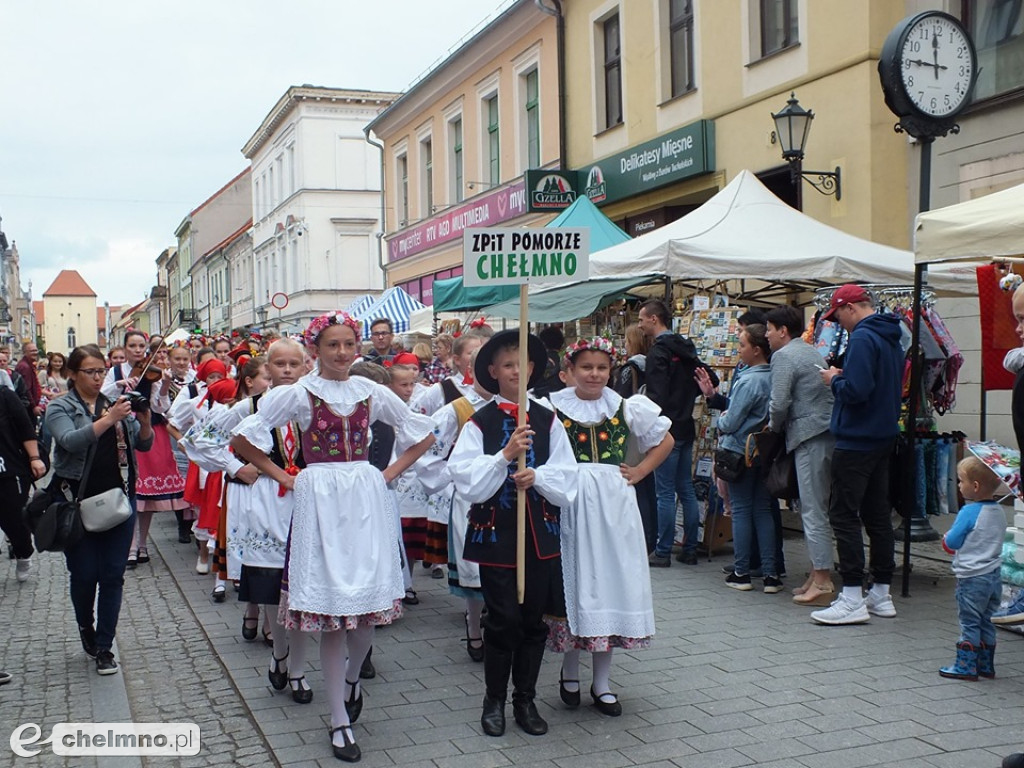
[3,512,1024,768]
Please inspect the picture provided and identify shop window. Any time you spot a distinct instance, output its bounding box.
[421,137,434,216]
[397,153,409,227]
[964,0,1024,101]
[603,13,623,128]
[485,94,500,187]
[669,0,695,96]
[524,69,541,169]
[759,0,798,58]
[449,116,464,203]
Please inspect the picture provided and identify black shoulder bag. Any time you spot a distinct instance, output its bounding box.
[32,442,97,553]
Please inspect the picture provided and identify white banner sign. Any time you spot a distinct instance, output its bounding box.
[462,227,590,287]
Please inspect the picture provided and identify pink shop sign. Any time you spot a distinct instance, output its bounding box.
[387,180,526,263]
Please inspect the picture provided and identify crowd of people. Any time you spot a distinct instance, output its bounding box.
[1,283,1021,764]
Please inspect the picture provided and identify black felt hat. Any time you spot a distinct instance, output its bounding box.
[473,328,548,395]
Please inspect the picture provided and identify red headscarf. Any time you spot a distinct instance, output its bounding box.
[196,358,228,383]
[205,378,238,405]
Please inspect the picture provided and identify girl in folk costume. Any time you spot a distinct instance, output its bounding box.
[547,338,674,716]
[410,334,485,580]
[172,355,228,574]
[159,342,199,543]
[187,339,310,697]
[231,312,434,763]
[414,352,492,661]
[102,330,190,568]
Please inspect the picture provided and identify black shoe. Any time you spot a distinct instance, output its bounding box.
[359,648,376,680]
[177,528,192,544]
[126,550,138,570]
[403,588,419,606]
[242,614,259,641]
[269,653,288,691]
[590,686,622,717]
[0,671,11,686]
[558,670,580,708]
[512,699,548,735]
[136,547,150,564]
[763,575,784,594]
[289,676,313,704]
[648,553,671,568]
[95,650,119,676]
[1003,754,1024,768]
[725,571,753,591]
[481,696,506,737]
[212,585,226,603]
[79,625,98,659]
[345,679,363,723]
[675,550,698,565]
[464,613,484,662]
[329,725,360,763]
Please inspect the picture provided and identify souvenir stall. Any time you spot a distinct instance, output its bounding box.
[915,180,1024,607]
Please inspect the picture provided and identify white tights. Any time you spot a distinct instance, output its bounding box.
[561,649,615,698]
[319,626,375,731]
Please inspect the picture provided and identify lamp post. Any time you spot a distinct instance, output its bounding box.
[771,93,842,205]
[256,305,267,329]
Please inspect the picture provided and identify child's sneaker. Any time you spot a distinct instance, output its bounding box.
[992,591,1024,625]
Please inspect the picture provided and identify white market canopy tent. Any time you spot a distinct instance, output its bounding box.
[915,181,1024,264]
[357,287,427,336]
[587,169,974,295]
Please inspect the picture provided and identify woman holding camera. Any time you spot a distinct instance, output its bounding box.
[46,344,153,675]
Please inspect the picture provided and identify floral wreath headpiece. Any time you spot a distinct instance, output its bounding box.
[303,311,362,348]
[563,336,617,368]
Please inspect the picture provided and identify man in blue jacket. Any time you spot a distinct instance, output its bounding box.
[812,285,904,626]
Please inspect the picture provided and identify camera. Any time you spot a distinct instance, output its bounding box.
[124,391,150,413]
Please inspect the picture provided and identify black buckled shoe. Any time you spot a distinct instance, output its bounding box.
[344,679,363,723]
[359,648,375,680]
[268,652,288,691]
[329,725,360,763]
[558,671,580,708]
[480,696,506,737]
[464,613,484,662]
[590,686,622,717]
[289,676,313,704]
[512,699,548,735]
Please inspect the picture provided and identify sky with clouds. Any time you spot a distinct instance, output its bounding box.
[0,0,511,308]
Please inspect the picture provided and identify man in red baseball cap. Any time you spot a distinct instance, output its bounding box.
[812,284,905,626]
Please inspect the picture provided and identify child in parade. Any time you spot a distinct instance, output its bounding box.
[230,312,434,763]
[414,350,492,661]
[160,341,199,543]
[447,329,577,738]
[939,456,1006,681]
[547,338,673,716]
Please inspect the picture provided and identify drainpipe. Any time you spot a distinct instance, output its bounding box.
[535,0,566,170]
[363,127,389,284]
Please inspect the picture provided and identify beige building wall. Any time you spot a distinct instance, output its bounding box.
[43,296,98,357]
[371,1,559,293]
[563,0,912,247]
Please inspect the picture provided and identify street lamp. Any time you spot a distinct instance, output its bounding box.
[256,305,267,327]
[771,92,842,201]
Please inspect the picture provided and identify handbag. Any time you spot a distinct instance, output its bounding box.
[753,428,800,499]
[714,448,746,483]
[80,422,133,533]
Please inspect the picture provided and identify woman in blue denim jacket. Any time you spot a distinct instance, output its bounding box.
[696,324,778,593]
[45,344,153,676]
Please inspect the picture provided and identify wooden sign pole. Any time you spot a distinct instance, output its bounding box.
[516,283,528,604]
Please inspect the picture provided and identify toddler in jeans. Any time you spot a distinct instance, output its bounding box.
[939,456,1006,681]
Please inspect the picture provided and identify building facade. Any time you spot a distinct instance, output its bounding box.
[367,0,560,303]
[41,270,98,356]
[241,85,398,334]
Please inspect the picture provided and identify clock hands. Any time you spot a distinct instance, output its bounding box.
[905,58,948,73]
[932,29,940,80]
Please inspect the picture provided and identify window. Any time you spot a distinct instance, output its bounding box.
[759,0,798,58]
[521,69,541,169]
[67,327,76,349]
[486,95,500,186]
[603,14,623,128]
[268,165,276,210]
[449,117,464,203]
[254,178,262,220]
[397,153,409,226]
[287,143,296,194]
[965,0,1024,100]
[669,0,695,96]
[421,137,433,215]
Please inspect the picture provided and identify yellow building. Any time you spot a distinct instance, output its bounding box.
[41,270,99,356]
[561,0,916,248]
[367,0,561,302]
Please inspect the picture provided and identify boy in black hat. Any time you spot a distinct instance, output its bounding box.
[448,329,577,738]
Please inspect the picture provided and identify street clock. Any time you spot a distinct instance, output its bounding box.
[878,11,978,139]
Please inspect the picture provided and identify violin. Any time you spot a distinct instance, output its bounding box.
[131,360,166,383]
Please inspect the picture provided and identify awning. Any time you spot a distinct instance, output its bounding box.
[484,276,661,322]
[432,277,518,313]
[345,294,377,318]
[359,287,427,335]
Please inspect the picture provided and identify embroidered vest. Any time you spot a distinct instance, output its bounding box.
[301,395,371,464]
[252,392,305,471]
[556,401,630,466]
[464,400,561,567]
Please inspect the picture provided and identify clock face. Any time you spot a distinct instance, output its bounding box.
[899,14,975,118]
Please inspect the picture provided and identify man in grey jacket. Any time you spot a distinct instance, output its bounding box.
[765,306,836,606]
